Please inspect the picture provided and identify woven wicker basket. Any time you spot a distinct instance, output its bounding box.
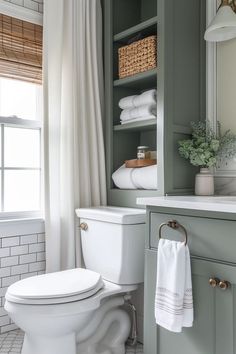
[118,35,157,79]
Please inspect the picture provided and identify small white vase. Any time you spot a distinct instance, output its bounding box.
[195,168,214,196]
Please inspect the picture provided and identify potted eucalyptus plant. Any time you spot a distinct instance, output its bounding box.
[178,121,236,196]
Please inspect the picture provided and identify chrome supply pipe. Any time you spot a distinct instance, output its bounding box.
[124,298,138,347]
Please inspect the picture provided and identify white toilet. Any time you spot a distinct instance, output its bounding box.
[4,207,146,354]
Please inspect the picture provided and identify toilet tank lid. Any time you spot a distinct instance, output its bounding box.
[75,206,146,224]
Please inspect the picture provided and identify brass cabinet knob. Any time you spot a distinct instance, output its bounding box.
[79,222,88,231]
[219,280,230,291]
[209,278,220,288]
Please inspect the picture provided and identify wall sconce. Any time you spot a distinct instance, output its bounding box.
[205,0,236,42]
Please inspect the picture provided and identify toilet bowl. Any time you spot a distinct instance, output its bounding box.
[5,207,146,354]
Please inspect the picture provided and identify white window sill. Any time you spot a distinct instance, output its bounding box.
[0,218,45,237]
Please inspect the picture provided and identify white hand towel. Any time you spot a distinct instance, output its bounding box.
[119,89,157,109]
[120,105,157,121]
[155,239,193,333]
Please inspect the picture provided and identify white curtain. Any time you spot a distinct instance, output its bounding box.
[43,0,107,273]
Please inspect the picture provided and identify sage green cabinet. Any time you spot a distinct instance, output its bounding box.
[144,208,236,354]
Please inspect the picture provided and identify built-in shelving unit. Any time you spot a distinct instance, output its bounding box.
[103,0,206,207]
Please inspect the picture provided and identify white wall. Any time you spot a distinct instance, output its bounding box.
[2,0,43,13]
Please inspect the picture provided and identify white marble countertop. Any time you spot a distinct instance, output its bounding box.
[136,196,236,214]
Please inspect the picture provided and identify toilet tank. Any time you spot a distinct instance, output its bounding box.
[76,207,146,285]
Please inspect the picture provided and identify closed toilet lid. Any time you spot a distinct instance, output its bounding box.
[6,268,104,304]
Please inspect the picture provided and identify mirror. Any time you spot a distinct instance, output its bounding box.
[207,0,236,194]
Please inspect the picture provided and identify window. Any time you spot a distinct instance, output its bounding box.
[0,14,43,219]
[0,77,42,217]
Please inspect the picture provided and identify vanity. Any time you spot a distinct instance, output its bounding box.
[137,196,236,354]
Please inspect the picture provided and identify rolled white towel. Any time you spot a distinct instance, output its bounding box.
[112,164,158,190]
[119,89,157,109]
[132,164,157,189]
[120,104,157,121]
[121,115,156,124]
[112,164,136,189]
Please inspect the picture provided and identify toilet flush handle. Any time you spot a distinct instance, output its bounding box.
[79,222,88,231]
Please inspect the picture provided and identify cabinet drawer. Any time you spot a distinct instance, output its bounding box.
[150,212,236,263]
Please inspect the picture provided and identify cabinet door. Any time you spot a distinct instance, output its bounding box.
[144,250,236,354]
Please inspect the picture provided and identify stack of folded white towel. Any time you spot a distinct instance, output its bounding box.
[119,89,157,125]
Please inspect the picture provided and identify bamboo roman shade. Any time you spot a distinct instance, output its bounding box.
[0,14,42,84]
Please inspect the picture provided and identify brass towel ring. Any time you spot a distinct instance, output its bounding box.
[159,220,188,246]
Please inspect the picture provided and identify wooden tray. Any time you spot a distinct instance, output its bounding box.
[125,159,157,168]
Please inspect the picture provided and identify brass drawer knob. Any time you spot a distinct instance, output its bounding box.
[219,280,230,291]
[209,278,220,288]
[79,222,88,231]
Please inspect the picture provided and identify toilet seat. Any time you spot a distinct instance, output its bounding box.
[6,268,104,305]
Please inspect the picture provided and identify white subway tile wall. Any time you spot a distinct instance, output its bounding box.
[0,233,45,333]
[2,0,43,13]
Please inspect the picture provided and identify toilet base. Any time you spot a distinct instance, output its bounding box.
[21,309,129,354]
[77,308,129,354]
[22,332,77,354]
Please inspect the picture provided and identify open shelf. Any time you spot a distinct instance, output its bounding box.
[114,119,156,132]
[113,16,157,43]
[113,68,157,89]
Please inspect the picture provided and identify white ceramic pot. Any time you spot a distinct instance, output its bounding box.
[195,168,214,196]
